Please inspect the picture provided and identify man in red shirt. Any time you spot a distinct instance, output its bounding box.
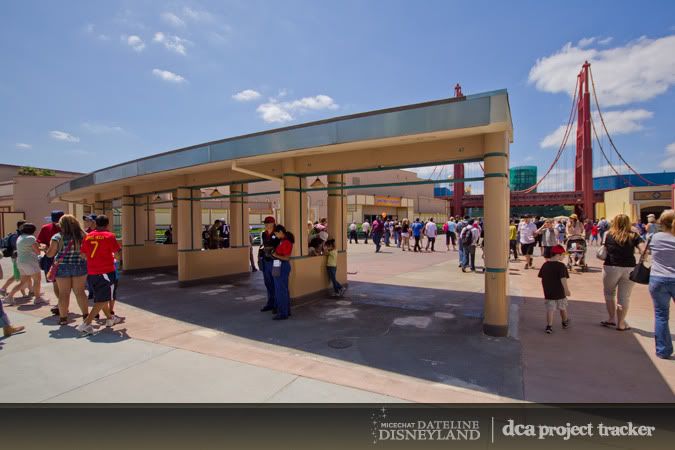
[37,210,64,305]
[77,215,122,336]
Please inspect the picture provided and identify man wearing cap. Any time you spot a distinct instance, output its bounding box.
[37,210,64,301]
[83,214,97,233]
[259,216,280,312]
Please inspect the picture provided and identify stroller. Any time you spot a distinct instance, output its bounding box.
[565,238,588,272]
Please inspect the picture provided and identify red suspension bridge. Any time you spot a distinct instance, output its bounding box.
[439,61,653,220]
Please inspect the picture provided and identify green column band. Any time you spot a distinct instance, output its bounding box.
[483,152,508,158]
[483,173,509,178]
[485,267,507,273]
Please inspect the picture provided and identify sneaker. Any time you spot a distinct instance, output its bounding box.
[76,323,94,336]
[545,325,553,334]
[562,319,570,329]
[338,287,347,297]
[3,297,16,306]
[106,315,122,328]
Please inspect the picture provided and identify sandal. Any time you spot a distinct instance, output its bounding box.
[58,317,68,326]
[617,326,632,331]
[600,321,616,327]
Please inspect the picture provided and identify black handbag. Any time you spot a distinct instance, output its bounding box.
[629,237,651,285]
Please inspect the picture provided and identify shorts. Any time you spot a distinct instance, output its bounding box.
[545,298,568,312]
[17,261,41,276]
[520,242,535,255]
[401,232,409,238]
[542,246,553,259]
[56,263,88,278]
[87,271,117,302]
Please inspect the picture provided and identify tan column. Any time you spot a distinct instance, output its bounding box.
[282,160,307,257]
[121,194,135,269]
[132,196,146,246]
[143,195,156,243]
[229,183,249,247]
[176,188,193,251]
[327,174,346,251]
[191,189,202,249]
[482,132,510,337]
[170,199,178,238]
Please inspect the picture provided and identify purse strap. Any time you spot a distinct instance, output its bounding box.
[56,238,74,264]
[638,236,651,264]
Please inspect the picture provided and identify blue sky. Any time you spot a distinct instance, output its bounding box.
[2,0,674,190]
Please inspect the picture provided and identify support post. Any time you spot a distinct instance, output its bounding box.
[482,132,510,337]
[191,189,202,250]
[282,160,307,257]
[327,174,346,251]
[453,163,465,217]
[134,195,148,246]
[229,183,249,247]
[121,192,135,270]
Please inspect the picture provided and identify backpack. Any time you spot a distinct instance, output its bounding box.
[442,222,448,233]
[461,228,474,247]
[1,232,18,257]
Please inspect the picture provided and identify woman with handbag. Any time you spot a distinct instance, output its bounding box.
[601,214,646,331]
[271,224,294,321]
[3,223,45,306]
[45,214,89,325]
[648,210,675,359]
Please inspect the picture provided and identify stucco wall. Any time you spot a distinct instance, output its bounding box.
[12,176,78,225]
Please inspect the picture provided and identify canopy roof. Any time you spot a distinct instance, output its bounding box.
[51,89,512,202]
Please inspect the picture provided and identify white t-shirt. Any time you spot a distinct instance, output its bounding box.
[362,222,370,232]
[518,222,537,244]
[349,223,357,231]
[425,222,437,238]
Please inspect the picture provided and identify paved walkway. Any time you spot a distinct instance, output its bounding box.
[1,240,673,403]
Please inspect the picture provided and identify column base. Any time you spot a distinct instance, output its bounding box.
[482,323,509,337]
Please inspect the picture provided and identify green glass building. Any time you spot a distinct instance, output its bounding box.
[510,166,537,192]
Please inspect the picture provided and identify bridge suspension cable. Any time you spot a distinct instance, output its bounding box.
[512,74,580,194]
[590,114,634,186]
[589,66,656,186]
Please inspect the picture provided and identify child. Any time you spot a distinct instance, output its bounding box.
[537,245,571,334]
[325,239,346,297]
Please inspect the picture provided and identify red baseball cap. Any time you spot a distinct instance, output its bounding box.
[263,216,276,224]
[551,245,566,255]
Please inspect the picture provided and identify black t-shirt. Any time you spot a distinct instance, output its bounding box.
[538,261,569,300]
[259,231,280,260]
[604,233,641,267]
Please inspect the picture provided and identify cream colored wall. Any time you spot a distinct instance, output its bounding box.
[289,252,347,298]
[122,243,178,270]
[178,247,249,282]
[12,176,77,225]
[603,188,632,221]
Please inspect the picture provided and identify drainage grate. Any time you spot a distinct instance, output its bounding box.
[327,338,353,349]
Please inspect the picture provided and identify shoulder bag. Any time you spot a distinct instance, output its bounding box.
[46,239,73,282]
[629,236,651,285]
[596,233,608,260]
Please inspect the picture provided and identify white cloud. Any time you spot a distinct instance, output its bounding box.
[125,35,145,52]
[661,141,675,169]
[256,103,293,123]
[539,109,653,148]
[537,168,574,192]
[49,130,80,143]
[153,32,189,55]
[161,12,185,28]
[255,95,339,123]
[529,34,675,107]
[598,37,613,45]
[84,23,110,41]
[16,143,31,149]
[182,7,213,22]
[593,163,632,177]
[578,37,596,48]
[232,89,261,101]
[152,68,186,83]
[81,122,124,133]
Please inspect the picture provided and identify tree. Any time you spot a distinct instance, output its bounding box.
[18,166,56,176]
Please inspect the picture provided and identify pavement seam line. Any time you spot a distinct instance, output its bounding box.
[260,375,300,403]
[38,348,178,403]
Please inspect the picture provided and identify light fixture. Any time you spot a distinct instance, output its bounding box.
[210,188,222,197]
[310,177,325,188]
[153,194,161,202]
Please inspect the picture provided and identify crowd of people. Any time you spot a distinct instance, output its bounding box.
[2,207,673,360]
[1,210,122,338]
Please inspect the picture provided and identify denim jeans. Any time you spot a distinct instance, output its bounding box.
[273,260,292,318]
[649,276,675,358]
[458,244,465,266]
[372,232,382,252]
[327,266,342,293]
[0,300,9,327]
[463,245,476,270]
